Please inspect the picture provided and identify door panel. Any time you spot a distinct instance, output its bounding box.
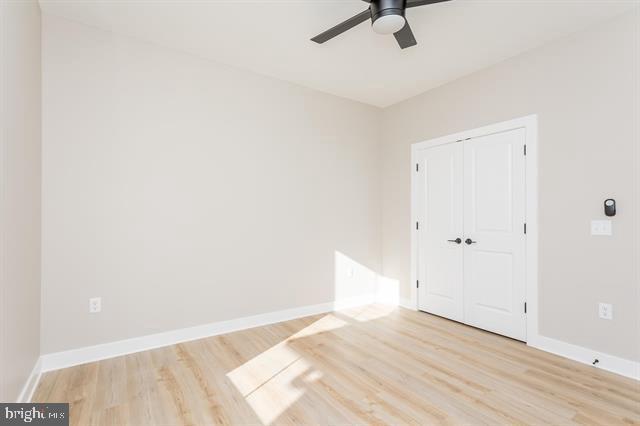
[463,129,527,341]
[470,250,513,312]
[417,143,464,321]
[471,142,513,233]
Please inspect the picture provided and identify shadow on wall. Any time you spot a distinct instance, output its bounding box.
[334,251,400,307]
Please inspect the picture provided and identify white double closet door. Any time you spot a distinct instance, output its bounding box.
[416,128,527,341]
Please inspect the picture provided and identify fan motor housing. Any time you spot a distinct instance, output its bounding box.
[370,0,407,23]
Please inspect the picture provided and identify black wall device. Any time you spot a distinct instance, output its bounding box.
[604,199,616,217]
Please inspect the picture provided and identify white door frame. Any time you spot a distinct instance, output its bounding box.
[410,114,538,343]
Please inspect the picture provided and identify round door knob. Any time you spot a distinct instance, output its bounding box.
[465,238,477,245]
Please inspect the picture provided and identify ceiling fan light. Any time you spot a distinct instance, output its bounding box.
[372,14,406,35]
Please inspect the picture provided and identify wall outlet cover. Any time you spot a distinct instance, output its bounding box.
[598,302,613,320]
[89,297,101,313]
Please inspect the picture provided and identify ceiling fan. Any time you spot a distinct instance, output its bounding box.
[311,0,451,49]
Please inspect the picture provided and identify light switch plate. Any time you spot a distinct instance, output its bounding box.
[591,220,612,236]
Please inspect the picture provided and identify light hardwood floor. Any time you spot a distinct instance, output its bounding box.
[34,304,640,425]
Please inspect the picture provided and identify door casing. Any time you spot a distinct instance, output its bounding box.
[410,115,538,343]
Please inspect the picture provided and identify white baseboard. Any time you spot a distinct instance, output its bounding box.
[528,335,640,381]
[16,357,42,403]
[38,294,639,383]
[40,294,376,373]
[399,297,417,310]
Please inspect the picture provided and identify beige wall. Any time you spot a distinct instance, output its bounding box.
[381,11,640,361]
[0,0,42,401]
[41,9,639,364]
[41,16,382,353]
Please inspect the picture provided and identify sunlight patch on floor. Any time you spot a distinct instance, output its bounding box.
[337,302,399,322]
[244,360,322,425]
[226,314,347,424]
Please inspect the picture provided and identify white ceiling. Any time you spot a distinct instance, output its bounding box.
[39,0,636,107]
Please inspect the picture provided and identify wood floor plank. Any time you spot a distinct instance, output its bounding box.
[33,305,640,425]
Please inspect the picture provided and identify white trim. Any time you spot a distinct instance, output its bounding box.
[16,358,42,403]
[33,293,640,382]
[40,295,375,372]
[399,297,417,311]
[529,335,640,381]
[410,114,539,341]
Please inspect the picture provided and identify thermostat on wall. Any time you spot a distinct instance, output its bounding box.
[604,199,616,217]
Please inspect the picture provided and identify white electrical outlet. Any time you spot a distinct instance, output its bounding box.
[89,297,101,313]
[598,302,613,320]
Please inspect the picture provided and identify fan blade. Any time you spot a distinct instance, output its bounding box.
[394,21,417,49]
[311,9,371,44]
[407,0,451,8]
